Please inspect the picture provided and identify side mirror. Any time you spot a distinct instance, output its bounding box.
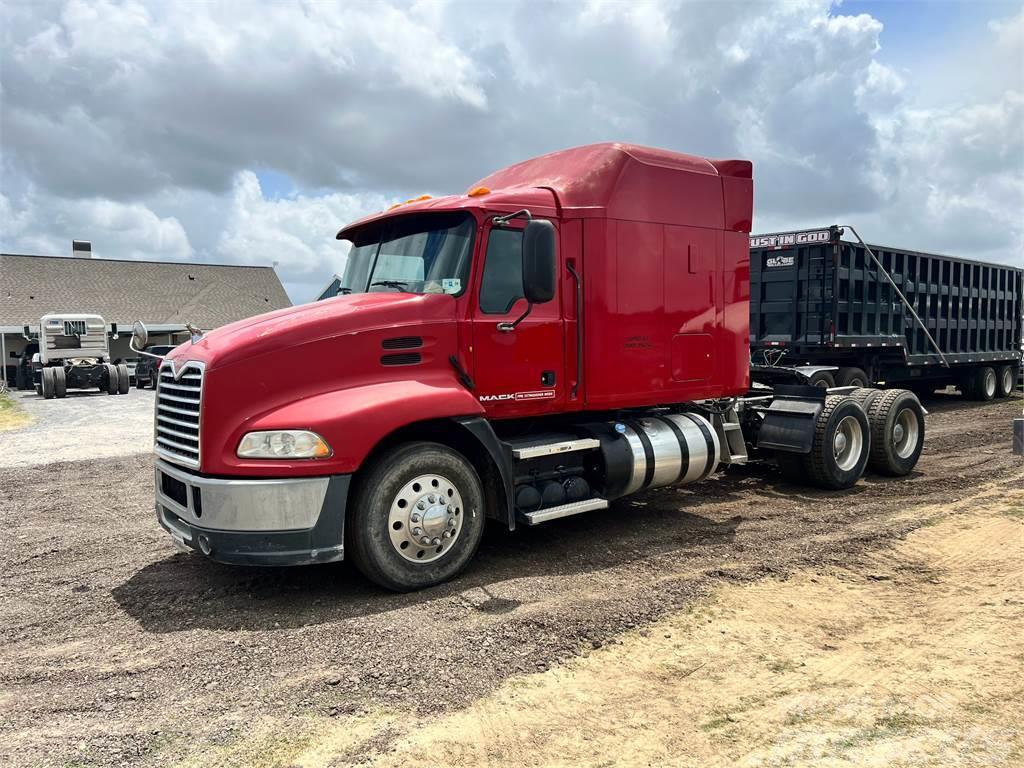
[522,219,556,304]
[130,320,149,354]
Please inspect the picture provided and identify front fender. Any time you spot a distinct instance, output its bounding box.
[216,375,485,476]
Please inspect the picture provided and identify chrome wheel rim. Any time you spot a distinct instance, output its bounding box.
[893,408,920,459]
[388,474,463,563]
[984,370,996,398]
[833,415,863,471]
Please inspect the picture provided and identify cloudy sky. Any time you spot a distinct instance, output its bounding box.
[2,0,1022,303]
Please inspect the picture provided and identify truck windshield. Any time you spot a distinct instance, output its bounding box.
[340,212,475,296]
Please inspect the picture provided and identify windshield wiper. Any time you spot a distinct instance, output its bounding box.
[338,287,353,294]
[371,280,409,293]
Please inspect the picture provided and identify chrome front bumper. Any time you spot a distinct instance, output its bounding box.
[154,458,349,566]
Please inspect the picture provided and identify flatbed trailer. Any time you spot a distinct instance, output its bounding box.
[750,226,1023,398]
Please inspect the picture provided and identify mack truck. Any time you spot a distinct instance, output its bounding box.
[133,143,927,592]
[33,314,130,398]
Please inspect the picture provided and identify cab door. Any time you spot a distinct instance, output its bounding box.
[470,220,565,418]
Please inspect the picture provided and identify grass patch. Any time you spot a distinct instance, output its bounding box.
[0,391,31,431]
[831,709,929,753]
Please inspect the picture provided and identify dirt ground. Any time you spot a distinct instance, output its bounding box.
[0,393,1021,767]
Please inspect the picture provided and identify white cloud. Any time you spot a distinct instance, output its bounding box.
[216,172,391,301]
[0,186,192,261]
[1,0,1021,303]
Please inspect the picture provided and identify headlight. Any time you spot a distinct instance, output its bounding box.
[236,430,332,459]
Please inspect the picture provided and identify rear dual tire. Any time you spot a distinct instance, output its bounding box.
[835,367,870,388]
[995,365,1016,398]
[965,366,997,401]
[865,389,925,476]
[116,363,130,395]
[41,367,56,399]
[776,389,925,487]
[104,364,119,395]
[777,395,870,490]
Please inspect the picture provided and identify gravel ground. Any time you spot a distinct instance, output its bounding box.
[0,386,155,467]
[0,392,1021,767]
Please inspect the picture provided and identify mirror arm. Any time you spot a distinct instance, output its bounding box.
[496,301,534,333]
[492,209,532,227]
[131,337,162,360]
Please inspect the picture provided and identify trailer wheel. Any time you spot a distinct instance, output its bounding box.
[970,367,997,401]
[836,367,869,388]
[136,373,145,389]
[53,367,67,398]
[866,389,925,476]
[116,363,130,394]
[803,395,870,489]
[995,365,1015,398]
[348,441,485,592]
[41,367,56,399]
[104,364,119,395]
[807,371,835,389]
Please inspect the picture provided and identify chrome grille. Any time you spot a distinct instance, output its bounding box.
[155,361,203,468]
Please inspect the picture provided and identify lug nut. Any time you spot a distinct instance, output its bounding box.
[420,536,431,545]
[432,537,441,546]
[442,531,451,539]
[410,513,421,523]
[429,494,436,503]
[447,505,453,513]
[412,527,422,536]
[417,500,426,510]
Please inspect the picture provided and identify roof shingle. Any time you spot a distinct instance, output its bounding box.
[0,253,291,328]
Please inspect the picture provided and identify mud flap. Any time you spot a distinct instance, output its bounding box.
[757,384,826,454]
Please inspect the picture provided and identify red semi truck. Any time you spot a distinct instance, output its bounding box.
[132,143,926,591]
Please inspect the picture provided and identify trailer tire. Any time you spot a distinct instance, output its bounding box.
[995,365,1015,398]
[866,389,925,476]
[54,367,67,398]
[41,367,56,399]
[803,395,870,490]
[836,367,869,388]
[116,363,130,394]
[348,441,485,592]
[136,373,145,389]
[807,371,835,389]
[970,367,997,401]
[104,364,119,395]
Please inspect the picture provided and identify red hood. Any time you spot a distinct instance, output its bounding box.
[168,292,455,371]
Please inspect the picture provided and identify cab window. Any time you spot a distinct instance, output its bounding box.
[479,228,524,314]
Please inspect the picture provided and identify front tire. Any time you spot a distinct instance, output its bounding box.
[348,442,485,591]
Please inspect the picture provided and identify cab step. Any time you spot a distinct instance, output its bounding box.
[518,497,609,525]
[509,436,600,460]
